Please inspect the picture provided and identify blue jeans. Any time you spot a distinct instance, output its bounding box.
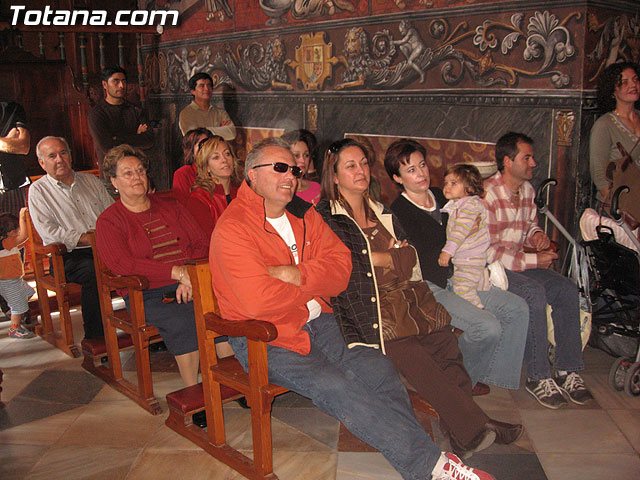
[506,269,584,381]
[430,281,528,388]
[229,313,441,480]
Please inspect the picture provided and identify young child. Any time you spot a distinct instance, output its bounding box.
[438,164,490,309]
[0,208,36,339]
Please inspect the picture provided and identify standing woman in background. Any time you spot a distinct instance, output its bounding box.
[589,62,640,207]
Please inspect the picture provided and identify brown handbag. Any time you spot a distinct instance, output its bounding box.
[379,279,451,342]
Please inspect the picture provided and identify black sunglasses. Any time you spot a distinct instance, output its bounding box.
[327,138,354,155]
[252,162,303,178]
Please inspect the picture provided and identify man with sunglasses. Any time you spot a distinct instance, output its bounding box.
[210,137,494,480]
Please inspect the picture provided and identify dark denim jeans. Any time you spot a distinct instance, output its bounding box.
[229,313,440,480]
[506,268,584,381]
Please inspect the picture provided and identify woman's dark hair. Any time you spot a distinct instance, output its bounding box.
[596,62,640,113]
[384,138,427,187]
[445,164,484,197]
[320,138,376,221]
[182,128,213,165]
[0,212,19,241]
[281,129,318,175]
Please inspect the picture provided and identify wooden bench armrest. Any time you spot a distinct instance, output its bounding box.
[204,312,278,343]
[102,273,149,291]
[33,242,68,256]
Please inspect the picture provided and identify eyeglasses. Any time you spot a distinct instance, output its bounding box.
[118,167,147,180]
[252,162,303,178]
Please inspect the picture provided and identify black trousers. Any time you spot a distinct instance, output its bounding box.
[62,248,104,339]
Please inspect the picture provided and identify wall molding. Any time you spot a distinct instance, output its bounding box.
[144,0,638,52]
[151,89,597,109]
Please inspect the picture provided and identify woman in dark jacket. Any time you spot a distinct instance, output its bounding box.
[316,138,523,459]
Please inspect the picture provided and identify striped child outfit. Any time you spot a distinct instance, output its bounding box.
[0,236,34,315]
[441,195,490,308]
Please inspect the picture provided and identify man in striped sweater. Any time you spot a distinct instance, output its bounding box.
[483,132,593,410]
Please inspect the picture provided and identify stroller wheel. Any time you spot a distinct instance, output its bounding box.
[624,361,640,397]
[608,357,630,391]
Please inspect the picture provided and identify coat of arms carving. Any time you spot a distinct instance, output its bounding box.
[291,32,338,90]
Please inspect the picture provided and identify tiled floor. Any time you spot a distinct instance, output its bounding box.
[0,312,639,480]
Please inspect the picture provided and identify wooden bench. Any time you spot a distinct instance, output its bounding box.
[81,232,164,415]
[25,210,82,358]
[166,260,437,480]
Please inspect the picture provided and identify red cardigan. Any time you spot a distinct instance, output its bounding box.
[172,163,197,206]
[186,183,238,238]
[96,194,208,290]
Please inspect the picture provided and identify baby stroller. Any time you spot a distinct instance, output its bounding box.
[536,180,640,397]
[579,186,640,397]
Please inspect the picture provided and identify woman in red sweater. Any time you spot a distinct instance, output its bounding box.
[96,144,209,387]
[172,128,213,205]
[186,136,242,238]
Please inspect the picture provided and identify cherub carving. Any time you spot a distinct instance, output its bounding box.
[167,46,215,92]
[393,20,426,82]
[292,0,355,19]
[335,27,395,90]
[214,37,294,91]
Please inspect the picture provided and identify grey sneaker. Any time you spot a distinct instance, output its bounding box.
[555,372,593,405]
[8,324,35,339]
[525,378,567,409]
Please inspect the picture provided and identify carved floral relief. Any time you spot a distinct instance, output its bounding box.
[152,8,584,93]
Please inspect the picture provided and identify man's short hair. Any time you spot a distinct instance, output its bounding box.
[244,137,291,180]
[188,72,213,92]
[101,65,127,83]
[102,144,149,181]
[35,136,71,160]
[495,132,533,172]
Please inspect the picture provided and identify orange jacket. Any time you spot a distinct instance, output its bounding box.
[210,182,352,354]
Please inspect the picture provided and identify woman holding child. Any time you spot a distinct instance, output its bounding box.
[386,139,529,391]
[316,138,523,459]
[96,144,208,387]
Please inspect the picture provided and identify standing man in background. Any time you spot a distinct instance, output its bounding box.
[88,66,154,166]
[178,72,236,141]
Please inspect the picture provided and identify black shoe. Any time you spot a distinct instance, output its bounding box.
[485,419,524,445]
[149,341,167,352]
[192,410,207,428]
[236,397,249,409]
[448,428,496,460]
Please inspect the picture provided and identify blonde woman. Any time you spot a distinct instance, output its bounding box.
[186,136,242,237]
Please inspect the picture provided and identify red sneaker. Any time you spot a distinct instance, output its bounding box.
[432,452,495,480]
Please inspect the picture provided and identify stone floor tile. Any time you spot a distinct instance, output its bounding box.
[24,445,141,480]
[336,452,401,480]
[538,453,640,480]
[0,443,48,480]
[519,409,635,454]
[55,400,165,448]
[0,407,86,446]
[607,409,640,454]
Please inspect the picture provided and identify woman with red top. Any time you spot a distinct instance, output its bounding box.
[173,128,213,205]
[96,144,208,387]
[186,135,241,238]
